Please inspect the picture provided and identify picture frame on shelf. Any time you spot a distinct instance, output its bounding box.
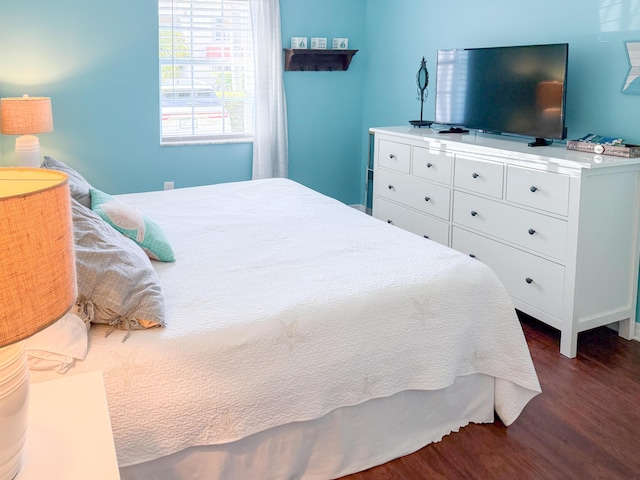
[332,38,349,50]
[291,37,307,49]
[311,37,327,49]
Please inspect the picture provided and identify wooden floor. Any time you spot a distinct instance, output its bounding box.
[342,314,640,480]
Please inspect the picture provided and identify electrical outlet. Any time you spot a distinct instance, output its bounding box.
[164,181,174,191]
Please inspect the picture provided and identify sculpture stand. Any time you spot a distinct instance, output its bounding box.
[409,56,433,128]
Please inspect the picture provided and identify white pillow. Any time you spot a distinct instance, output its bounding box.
[24,311,89,374]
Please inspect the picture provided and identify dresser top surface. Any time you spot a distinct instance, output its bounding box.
[370,126,640,170]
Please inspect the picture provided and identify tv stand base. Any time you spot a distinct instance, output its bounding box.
[528,137,551,147]
[438,127,469,134]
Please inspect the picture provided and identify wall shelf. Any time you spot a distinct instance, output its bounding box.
[283,49,358,71]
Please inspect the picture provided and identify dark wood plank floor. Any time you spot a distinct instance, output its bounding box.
[342,313,640,480]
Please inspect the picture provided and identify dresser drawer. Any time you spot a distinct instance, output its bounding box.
[412,146,453,185]
[506,165,570,216]
[453,191,568,260]
[378,139,411,174]
[374,198,449,246]
[376,169,451,220]
[452,227,565,318]
[454,155,504,198]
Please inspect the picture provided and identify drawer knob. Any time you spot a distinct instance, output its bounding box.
[423,235,429,239]
[424,196,431,202]
[471,210,478,217]
[472,172,479,179]
[530,185,538,193]
[387,219,393,224]
[426,162,433,168]
[525,277,534,284]
[388,184,394,190]
[469,254,476,258]
[389,154,396,159]
[528,228,536,235]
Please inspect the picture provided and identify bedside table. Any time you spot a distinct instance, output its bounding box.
[16,371,120,479]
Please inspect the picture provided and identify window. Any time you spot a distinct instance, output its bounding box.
[159,0,254,145]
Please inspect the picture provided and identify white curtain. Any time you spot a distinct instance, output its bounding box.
[250,0,289,179]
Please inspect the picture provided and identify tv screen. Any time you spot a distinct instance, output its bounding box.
[435,43,568,144]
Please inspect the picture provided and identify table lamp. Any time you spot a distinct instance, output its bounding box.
[0,96,54,167]
[0,168,76,480]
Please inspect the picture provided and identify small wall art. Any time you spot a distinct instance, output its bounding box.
[622,41,640,95]
[291,37,307,49]
[332,38,349,50]
[311,37,327,50]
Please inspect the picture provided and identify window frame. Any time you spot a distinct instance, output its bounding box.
[159,0,254,146]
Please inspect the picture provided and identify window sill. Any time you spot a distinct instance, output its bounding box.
[161,135,253,146]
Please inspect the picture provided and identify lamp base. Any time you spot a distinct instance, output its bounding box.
[0,342,30,480]
[14,135,42,168]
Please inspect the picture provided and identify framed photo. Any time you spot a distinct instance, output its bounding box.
[332,38,349,50]
[291,37,307,49]
[311,37,327,50]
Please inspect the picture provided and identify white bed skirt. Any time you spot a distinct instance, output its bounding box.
[120,374,494,480]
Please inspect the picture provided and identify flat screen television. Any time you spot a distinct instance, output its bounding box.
[434,43,568,146]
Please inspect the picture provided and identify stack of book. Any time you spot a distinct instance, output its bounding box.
[567,133,640,157]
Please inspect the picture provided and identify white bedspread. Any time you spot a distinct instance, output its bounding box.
[31,179,540,467]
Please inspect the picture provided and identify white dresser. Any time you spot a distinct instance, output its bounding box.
[370,126,640,357]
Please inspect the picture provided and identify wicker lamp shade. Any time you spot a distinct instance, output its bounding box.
[0,167,76,347]
[0,96,53,135]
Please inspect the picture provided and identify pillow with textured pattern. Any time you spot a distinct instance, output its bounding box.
[41,156,93,208]
[71,198,166,336]
[90,187,175,262]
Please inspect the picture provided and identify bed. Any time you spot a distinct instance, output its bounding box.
[28,160,541,479]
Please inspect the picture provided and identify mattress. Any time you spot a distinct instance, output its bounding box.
[31,178,541,468]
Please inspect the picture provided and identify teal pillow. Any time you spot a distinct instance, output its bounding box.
[90,188,175,262]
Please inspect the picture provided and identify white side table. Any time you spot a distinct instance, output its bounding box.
[16,371,120,479]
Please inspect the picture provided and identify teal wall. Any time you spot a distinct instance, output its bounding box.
[0,1,252,194]
[281,0,366,203]
[0,0,366,205]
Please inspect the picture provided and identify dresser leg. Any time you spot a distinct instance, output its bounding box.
[617,318,635,340]
[560,332,578,358]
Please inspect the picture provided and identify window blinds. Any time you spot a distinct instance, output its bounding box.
[159,0,254,144]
